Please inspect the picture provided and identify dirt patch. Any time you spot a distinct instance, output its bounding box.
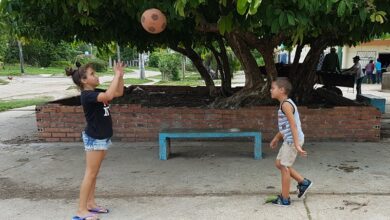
[343,200,369,212]
[1,135,42,145]
[337,164,361,173]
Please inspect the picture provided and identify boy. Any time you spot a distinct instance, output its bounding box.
[269,78,313,206]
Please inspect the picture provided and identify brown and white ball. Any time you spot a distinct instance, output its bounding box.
[141,8,167,34]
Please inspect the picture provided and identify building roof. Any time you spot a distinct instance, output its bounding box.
[360,39,390,46]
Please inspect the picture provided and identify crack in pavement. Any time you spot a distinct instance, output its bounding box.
[0,160,30,173]
[303,196,312,220]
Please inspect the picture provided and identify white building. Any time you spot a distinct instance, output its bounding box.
[342,39,390,69]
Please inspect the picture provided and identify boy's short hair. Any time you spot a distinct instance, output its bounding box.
[273,77,292,95]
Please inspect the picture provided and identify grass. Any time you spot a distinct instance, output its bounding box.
[0,65,66,76]
[155,72,221,86]
[0,79,9,85]
[0,97,53,112]
[0,64,137,76]
[97,78,153,89]
[128,66,160,72]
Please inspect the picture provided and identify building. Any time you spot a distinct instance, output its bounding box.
[342,39,390,70]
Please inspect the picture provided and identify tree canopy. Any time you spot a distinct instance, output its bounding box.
[1,0,388,106]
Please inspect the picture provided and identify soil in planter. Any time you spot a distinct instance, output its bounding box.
[50,85,366,109]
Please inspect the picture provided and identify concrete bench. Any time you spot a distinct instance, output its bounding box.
[159,128,262,160]
[357,94,386,113]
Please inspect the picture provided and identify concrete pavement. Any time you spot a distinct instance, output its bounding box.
[1,131,390,219]
[1,73,390,219]
[0,69,161,101]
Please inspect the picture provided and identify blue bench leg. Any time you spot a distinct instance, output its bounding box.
[254,134,262,160]
[159,135,169,160]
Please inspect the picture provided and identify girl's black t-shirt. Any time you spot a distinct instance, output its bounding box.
[80,89,113,139]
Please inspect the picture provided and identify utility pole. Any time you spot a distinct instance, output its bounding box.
[116,43,121,62]
[17,40,24,74]
[139,53,145,79]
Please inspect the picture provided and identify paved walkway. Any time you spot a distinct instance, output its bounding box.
[0,107,390,219]
[1,71,390,219]
[0,70,161,101]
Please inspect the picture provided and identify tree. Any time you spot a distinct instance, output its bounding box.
[2,0,388,106]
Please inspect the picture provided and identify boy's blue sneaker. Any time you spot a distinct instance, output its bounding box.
[297,178,313,198]
[271,195,291,206]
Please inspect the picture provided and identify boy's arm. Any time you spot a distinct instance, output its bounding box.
[281,102,307,156]
[270,132,283,149]
[273,132,283,141]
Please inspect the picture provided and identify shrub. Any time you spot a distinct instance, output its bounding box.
[148,51,161,68]
[75,55,107,72]
[158,53,181,81]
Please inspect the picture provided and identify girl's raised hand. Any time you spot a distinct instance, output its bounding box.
[114,61,125,77]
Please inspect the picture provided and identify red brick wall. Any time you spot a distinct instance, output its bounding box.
[35,103,381,142]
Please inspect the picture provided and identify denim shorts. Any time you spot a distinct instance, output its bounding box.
[82,131,112,151]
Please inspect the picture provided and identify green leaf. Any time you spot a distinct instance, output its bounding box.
[337,0,345,17]
[220,0,227,7]
[297,0,305,9]
[248,0,261,15]
[279,12,287,27]
[174,0,187,17]
[271,18,279,33]
[218,13,233,35]
[237,0,249,15]
[287,13,295,25]
[359,9,366,22]
[370,13,376,22]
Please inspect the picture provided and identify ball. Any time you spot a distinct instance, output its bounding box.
[141,8,167,34]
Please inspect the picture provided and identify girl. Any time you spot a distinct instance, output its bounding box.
[66,61,125,220]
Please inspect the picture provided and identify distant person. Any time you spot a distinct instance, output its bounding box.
[269,78,312,206]
[278,50,288,64]
[375,59,382,84]
[344,56,364,98]
[321,48,341,73]
[317,52,325,71]
[365,60,375,84]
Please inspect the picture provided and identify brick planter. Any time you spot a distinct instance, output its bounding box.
[36,103,381,142]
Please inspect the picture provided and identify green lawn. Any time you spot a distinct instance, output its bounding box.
[0,65,66,76]
[154,72,221,86]
[0,97,53,112]
[97,78,153,89]
[0,64,136,76]
[128,66,160,72]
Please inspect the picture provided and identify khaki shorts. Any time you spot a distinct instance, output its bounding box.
[276,140,304,167]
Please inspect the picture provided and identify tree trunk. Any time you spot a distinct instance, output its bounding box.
[171,45,217,96]
[289,43,304,80]
[207,39,232,96]
[225,32,263,89]
[217,37,232,96]
[293,38,328,103]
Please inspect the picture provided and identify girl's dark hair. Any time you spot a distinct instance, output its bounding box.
[65,62,94,90]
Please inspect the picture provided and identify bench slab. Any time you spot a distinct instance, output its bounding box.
[357,94,386,113]
[159,128,262,160]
